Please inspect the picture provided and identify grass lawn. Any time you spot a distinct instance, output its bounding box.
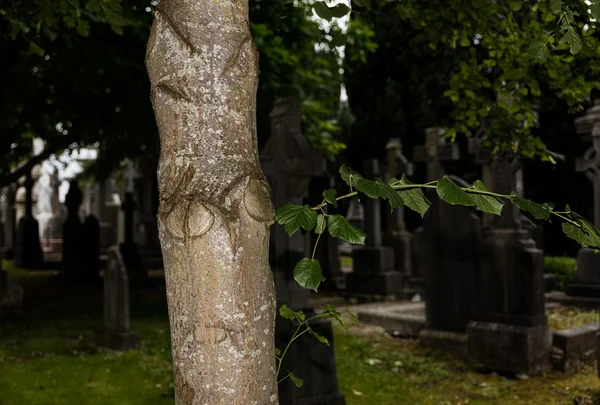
[1,261,600,404]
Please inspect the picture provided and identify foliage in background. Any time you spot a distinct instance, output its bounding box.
[544,256,578,290]
[0,0,346,183]
[341,0,600,164]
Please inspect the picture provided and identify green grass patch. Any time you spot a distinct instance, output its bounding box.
[2,263,600,404]
[547,306,599,330]
[545,256,577,290]
[335,328,600,404]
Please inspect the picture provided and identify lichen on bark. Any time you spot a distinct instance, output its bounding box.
[146,1,278,403]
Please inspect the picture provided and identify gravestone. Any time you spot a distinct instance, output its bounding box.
[82,214,101,283]
[119,192,145,287]
[346,159,403,298]
[62,180,83,278]
[43,168,64,260]
[101,246,140,351]
[14,171,44,269]
[1,186,16,259]
[467,156,551,375]
[567,101,600,298]
[261,96,345,405]
[413,128,478,350]
[383,138,413,292]
[339,200,364,256]
[135,163,162,269]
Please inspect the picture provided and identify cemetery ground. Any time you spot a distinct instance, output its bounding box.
[1,262,600,405]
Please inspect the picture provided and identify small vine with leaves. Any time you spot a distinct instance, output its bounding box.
[273,164,600,386]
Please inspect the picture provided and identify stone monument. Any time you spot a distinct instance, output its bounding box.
[261,97,345,405]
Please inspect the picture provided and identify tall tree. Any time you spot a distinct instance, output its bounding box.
[146,0,278,403]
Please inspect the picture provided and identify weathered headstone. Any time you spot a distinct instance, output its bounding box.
[101,246,140,351]
[467,156,551,375]
[413,128,478,350]
[62,180,83,278]
[568,101,600,298]
[120,191,145,287]
[383,138,413,288]
[346,159,403,298]
[14,171,44,269]
[135,162,162,269]
[43,167,64,259]
[261,96,344,405]
[1,186,16,259]
[82,214,101,283]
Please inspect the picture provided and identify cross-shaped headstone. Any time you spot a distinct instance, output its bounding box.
[576,124,600,228]
[385,138,413,233]
[469,137,522,229]
[413,128,459,181]
[121,192,137,246]
[260,97,326,308]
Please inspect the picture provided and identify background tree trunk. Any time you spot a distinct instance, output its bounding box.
[146,1,278,403]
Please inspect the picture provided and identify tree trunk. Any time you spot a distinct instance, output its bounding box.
[146,1,278,404]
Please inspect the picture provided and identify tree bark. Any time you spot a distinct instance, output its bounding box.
[146,1,278,404]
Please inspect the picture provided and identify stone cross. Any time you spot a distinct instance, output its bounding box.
[566,100,600,299]
[413,128,460,182]
[260,97,326,309]
[63,180,83,278]
[383,138,413,275]
[102,246,140,351]
[262,97,325,258]
[468,137,522,229]
[121,193,137,247]
[363,159,383,248]
[576,124,600,228]
[14,170,44,269]
[261,97,345,405]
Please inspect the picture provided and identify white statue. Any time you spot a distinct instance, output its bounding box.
[35,172,54,239]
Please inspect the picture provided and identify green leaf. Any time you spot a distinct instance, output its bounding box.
[77,20,90,36]
[313,2,332,20]
[330,32,347,47]
[542,21,559,35]
[339,165,362,189]
[559,26,582,55]
[308,328,330,346]
[313,2,349,20]
[513,195,551,221]
[468,181,504,216]
[29,42,44,56]
[321,304,349,329]
[279,305,295,320]
[323,189,338,208]
[275,347,282,357]
[562,222,589,248]
[315,214,326,234]
[550,0,563,13]
[528,42,549,63]
[294,309,306,322]
[293,258,324,292]
[397,175,431,217]
[275,203,318,236]
[288,371,304,387]
[330,3,351,17]
[346,308,359,326]
[563,212,600,250]
[436,176,474,207]
[591,1,600,21]
[356,178,404,208]
[327,215,366,245]
[85,0,101,12]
